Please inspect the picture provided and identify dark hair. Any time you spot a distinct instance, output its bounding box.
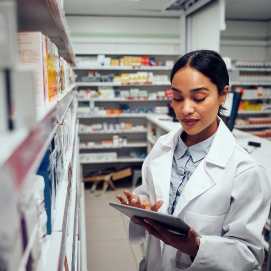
[170,50,229,115]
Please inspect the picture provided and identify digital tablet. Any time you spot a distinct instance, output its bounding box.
[109,202,201,237]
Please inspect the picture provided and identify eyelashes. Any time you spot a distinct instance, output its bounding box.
[172,98,206,103]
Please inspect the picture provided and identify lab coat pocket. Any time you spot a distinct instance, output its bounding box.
[184,211,226,236]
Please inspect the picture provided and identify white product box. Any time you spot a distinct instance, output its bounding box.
[18,32,48,106]
[11,67,37,129]
[0,71,8,131]
[0,167,23,271]
[0,1,18,69]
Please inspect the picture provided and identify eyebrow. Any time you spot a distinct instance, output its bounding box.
[171,87,210,93]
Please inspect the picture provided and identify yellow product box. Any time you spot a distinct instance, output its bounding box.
[113,76,121,82]
[121,73,130,82]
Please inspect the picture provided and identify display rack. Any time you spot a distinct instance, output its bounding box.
[0,90,74,187]
[77,82,171,87]
[75,54,175,179]
[16,0,74,63]
[0,1,86,270]
[229,65,271,140]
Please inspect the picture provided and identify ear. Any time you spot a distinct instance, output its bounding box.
[221,85,229,105]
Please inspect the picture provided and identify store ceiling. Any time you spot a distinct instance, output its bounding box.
[64,0,271,21]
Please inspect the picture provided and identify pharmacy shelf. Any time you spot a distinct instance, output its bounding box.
[19,224,39,271]
[74,66,172,71]
[52,181,69,232]
[44,232,63,271]
[229,67,271,72]
[77,113,148,118]
[72,124,79,190]
[241,97,271,101]
[36,86,75,123]
[73,203,79,271]
[231,81,271,86]
[17,0,74,63]
[66,188,77,271]
[235,124,271,129]
[77,97,171,102]
[79,129,147,134]
[238,110,271,115]
[80,142,147,149]
[80,182,88,271]
[0,129,29,168]
[53,105,77,232]
[77,81,171,87]
[147,136,157,145]
[0,87,75,170]
[80,156,145,164]
[0,90,75,189]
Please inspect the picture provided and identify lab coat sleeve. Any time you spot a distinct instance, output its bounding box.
[182,165,271,271]
[129,156,151,244]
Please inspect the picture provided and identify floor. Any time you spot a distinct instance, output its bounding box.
[84,181,144,271]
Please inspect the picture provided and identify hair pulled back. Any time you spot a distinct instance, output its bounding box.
[170,50,229,115]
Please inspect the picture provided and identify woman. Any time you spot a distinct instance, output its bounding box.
[117,50,271,270]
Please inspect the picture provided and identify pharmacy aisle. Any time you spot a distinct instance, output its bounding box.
[84,184,144,271]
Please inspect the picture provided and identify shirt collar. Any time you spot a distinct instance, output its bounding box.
[175,131,217,163]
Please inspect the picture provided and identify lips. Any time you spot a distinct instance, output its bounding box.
[182,119,199,127]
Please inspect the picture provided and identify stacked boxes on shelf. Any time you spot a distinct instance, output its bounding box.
[81,71,169,84]
[37,106,75,234]
[79,122,146,133]
[0,173,47,271]
[77,87,172,100]
[18,32,76,106]
[75,54,174,68]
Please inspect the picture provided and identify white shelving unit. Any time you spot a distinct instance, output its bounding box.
[0,1,87,271]
[75,55,176,179]
[16,0,74,63]
[77,82,171,87]
[74,66,172,71]
[229,65,271,140]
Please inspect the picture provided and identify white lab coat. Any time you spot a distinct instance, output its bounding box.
[129,118,271,271]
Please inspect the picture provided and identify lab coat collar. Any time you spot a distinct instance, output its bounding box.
[150,117,235,214]
[160,125,183,149]
[205,117,235,168]
[175,118,236,212]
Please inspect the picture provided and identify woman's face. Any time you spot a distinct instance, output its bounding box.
[171,66,227,146]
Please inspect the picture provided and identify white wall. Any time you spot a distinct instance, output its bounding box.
[67,16,185,56]
[266,21,271,60]
[220,20,270,61]
[189,0,221,52]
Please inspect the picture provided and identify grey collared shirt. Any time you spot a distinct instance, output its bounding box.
[168,132,216,215]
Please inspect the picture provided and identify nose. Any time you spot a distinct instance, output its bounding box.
[181,99,194,115]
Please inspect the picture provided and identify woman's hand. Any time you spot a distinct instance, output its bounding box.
[116,189,164,211]
[131,217,200,258]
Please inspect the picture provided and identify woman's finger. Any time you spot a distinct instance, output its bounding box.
[123,189,133,203]
[142,199,152,210]
[151,200,164,211]
[116,195,128,205]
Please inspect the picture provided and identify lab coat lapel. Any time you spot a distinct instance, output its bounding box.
[149,125,182,214]
[150,149,173,214]
[175,119,235,213]
[175,161,216,212]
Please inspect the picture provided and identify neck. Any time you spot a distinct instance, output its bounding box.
[182,119,219,147]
